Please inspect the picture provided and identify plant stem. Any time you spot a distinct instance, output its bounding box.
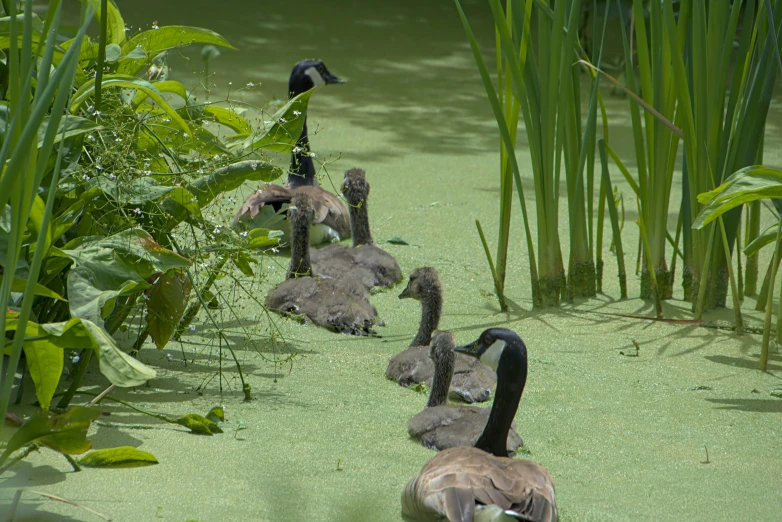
[93,0,108,114]
[760,218,782,371]
[55,350,92,410]
[718,217,743,335]
[476,220,506,311]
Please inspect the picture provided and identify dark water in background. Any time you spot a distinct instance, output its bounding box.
[49,0,782,176]
[98,0,504,161]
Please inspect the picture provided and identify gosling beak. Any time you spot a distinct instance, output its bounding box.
[398,283,412,299]
[454,338,482,358]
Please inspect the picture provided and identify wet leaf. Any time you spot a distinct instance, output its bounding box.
[230,90,312,154]
[5,316,157,389]
[62,228,191,291]
[231,251,256,277]
[146,270,192,350]
[104,43,122,62]
[205,406,224,424]
[0,276,67,301]
[0,407,99,464]
[79,446,159,468]
[174,413,223,435]
[186,160,282,208]
[694,166,782,229]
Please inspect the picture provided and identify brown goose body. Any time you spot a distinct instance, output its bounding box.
[386,268,495,403]
[401,329,557,522]
[401,446,556,522]
[407,332,522,456]
[309,168,401,289]
[233,60,350,246]
[264,193,378,336]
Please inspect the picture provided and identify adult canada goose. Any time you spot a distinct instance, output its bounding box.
[401,328,557,522]
[386,268,496,403]
[265,193,378,336]
[310,168,402,289]
[407,331,523,456]
[233,59,350,245]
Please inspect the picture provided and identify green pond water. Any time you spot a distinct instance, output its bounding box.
[3,1,782,520]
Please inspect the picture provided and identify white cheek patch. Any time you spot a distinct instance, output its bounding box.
[480,340,506,371]
[304,67,326,87]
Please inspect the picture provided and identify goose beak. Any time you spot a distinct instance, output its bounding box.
[454,339,482,358]
[398,283,412,299]
[324,72,345,85]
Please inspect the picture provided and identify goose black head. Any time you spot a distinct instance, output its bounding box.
[288,59,343,98]
[399,267,440,300]
[341,168,369,206]
[455,328,525,371]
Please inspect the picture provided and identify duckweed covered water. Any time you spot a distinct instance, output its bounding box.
[2,1,782,520]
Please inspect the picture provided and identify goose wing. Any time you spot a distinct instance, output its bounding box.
[295,185,351,239]
[402,446,556,522]
[233,184,293,226]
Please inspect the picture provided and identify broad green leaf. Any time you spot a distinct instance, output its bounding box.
[246,228,282,249]
[51,200,85,244]
[131,80,189,109]
[234,206,288,233]
[70,75,191,135]
[117,26,236,76]
[105,43,122,62]
[693,166,782,229]
[159,186,204,226]
[203,105,253,134]
[62,228,191,290]
[85,0,126,45]
[23,340,63,410]
[67,266,146,326]
[174,413,223,435]
[744,222,779,258]
[205,406,224,423]
[83,176,175,206]
[0,276,66,301]
[186,160,282,208]
[231,251,256,276]
[0,407,99,464]
[79,446,158,468]
[146,270,191,350]
[230,90,312,153]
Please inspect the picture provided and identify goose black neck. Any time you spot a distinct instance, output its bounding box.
[426,350,454,408]
[412,289,442,347]
[287,211,311,279]
[474,341,527,458]
[288,119,317,188]
[349,197,373,246]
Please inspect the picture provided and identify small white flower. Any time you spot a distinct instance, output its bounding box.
[251,162,258,171]
[134,208,143,215]
[279,117,287,123]
[246,82,255,88]
[293,110,301,116]
[190,325,196,331]
[309,152,316,158]
[166,353,173,361]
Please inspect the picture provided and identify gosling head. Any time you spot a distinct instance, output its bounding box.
[454,328,525,371]
[429,330,456,363]
[289,59,343,98]
[399,267,441,300]
[341,168,370,207]
[290,193,315,227]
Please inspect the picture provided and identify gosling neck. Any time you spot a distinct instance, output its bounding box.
[412,288,442,347]
[349,197,373,246]
[426,350,454,408]
[287,214,312,279]
[474,342,527,458]
[288,120,317,188]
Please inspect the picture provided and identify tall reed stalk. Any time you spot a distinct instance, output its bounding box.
[0,0,94,436]
[457,0,608,308]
